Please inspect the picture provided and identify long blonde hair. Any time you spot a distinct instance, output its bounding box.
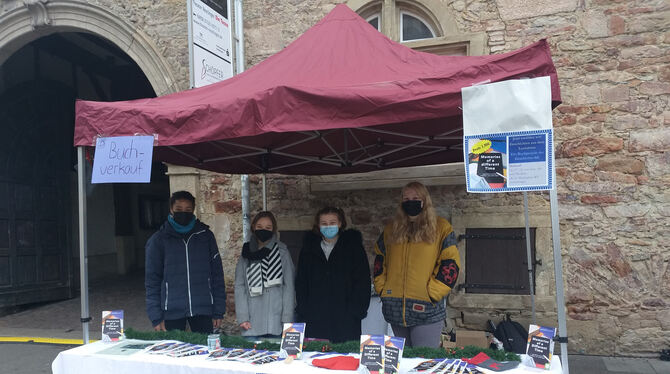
[389,182,438,244]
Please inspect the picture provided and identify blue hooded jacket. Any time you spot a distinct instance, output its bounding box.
[145,220,226,326]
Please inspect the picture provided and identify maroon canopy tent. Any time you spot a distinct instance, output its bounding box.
[74,4,560,175]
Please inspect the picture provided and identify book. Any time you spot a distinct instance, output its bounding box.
[383,336,405,374]
[360,334,385,374]
[207,348,234,360]
[234,349,267,362]
[409,358,444,372]
[166,344,208,357]
[101,310,124,342]
[146,341,182,354]
[251,353,282,365]
[157,342,192,355]
[224,348,252,359]
[280,322,306,359]
[525,324,556,370]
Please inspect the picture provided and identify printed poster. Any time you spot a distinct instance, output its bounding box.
[280,322,305,359]
[525,324,556,370]
[464,130,553,192]
[190,0,233,87]
[383,336,405,374]
[462,76,555,193]
[101,310,124,342]
[360,335,385,374]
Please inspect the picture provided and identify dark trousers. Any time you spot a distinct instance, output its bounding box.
[165,315,213,334]
[392,321,443,348]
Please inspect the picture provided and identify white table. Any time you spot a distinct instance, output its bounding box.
[52,340,562,374]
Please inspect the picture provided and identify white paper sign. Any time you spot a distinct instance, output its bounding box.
[462,77,554,193]
[91,136,154,184]
[191,0,233,87]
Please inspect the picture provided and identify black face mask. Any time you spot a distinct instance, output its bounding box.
[401,200,423,217]
[172,211,195,226]
[254,229,274,242]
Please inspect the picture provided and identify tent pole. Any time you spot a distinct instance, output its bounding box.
[262,174,267,210]
[550,188,569,373]
[77,147,90,344]
[234,0,245,75]
[187,0,194,88]
[235,0,249,241]
[523,192,536,325]
[241,175,250,242]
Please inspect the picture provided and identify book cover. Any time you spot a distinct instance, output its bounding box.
[360,334,385,374]
[280,322,305,359]
[525,324,556,370]
[101,310,124,342]
[383,336,405,374]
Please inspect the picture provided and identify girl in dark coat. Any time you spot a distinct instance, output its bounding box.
[295,207,371,343]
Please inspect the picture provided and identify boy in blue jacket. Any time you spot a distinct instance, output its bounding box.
[145,191,226,333]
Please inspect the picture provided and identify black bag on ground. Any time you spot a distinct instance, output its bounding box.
[492,315,528,354]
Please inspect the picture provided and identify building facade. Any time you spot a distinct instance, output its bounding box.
[0,0,667,356]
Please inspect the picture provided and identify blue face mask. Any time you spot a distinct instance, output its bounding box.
[320,225,339,239]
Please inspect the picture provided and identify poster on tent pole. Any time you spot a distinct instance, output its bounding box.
[91,136,154,183]
[189,0,233,88]
[461,76,555,193]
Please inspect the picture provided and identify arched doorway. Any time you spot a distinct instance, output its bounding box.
[0,31,169,308]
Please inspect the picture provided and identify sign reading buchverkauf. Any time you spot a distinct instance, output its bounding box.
[91,136,154,183]
[190,0,233,88]
[462,76,555,193]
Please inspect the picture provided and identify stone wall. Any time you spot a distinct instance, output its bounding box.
[82,0,191,91]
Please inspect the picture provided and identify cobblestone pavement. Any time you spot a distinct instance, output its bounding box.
[0,272,240,340]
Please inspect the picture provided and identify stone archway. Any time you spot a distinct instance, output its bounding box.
[0,0,180,96]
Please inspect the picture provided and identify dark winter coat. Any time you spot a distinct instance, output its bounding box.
[295,229,371,343]
[145,220,226,326]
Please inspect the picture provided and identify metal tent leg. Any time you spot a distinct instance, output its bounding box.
[77,147,90,344]
[550,188,569,373]
[262,174,267,210]
[523,191,536,325]
[241,175,250,242]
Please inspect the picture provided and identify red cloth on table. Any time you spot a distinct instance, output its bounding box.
[312,356,360,370]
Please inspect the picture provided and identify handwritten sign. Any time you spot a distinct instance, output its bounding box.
[92,136,154,183]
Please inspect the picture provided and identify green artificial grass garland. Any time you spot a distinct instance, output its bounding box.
[125,328,519,361]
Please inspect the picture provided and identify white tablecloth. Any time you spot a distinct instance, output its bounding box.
[52,340,562,374]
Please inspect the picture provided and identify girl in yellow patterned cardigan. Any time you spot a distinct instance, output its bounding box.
[374,182,460,348]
